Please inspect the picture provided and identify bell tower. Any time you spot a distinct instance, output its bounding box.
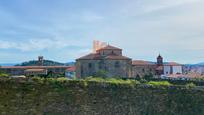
[157,54,163,66]
[38,56,44,66]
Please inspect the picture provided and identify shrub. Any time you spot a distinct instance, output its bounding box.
[147,81,172,87]
[84,77,140,87]
[93,70,108,78]
[0,73,9,78]
[185,82,196,88]
[144,73,154,80]
[85,77,105,82]
[140,79,148,83]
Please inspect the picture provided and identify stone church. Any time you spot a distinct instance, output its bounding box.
[76,45,132,78]
[76,41,183,78]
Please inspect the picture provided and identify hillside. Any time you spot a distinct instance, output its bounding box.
[183,64,204,74]
[15,60,74,66]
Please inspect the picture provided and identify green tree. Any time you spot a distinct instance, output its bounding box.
[93,70,108,78]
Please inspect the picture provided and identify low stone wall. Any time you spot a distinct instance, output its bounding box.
[0,78,204,115]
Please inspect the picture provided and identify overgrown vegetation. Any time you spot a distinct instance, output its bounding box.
[2,76,203,88]
[147,81,172,86]
[0,71,9,78]
[185,82,196,88]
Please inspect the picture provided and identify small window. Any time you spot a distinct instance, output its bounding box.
[105,66,109,71]
[88,63,92,68]
[81,66,84,75]
[142,68,145,72]
[115,61,120,68]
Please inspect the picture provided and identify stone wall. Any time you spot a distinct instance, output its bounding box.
[132,65,157,77]
[76,59,132,78]
[0,78,204,115]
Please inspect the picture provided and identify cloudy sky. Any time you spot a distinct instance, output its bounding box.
[0,0,204,64]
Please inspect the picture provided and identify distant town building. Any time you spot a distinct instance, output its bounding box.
[65,66,76,78]
[163,62,182,75]
[25,69,47,76]
[132,55,183,78]
[132,60,157,77]
[38,56,44,66]
[0,56,73,76]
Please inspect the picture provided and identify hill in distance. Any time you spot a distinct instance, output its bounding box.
[0,63,18,66]
[15,60,75,66]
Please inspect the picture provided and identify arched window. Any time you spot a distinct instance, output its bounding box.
[142,68,145,72]
[88,63,92,69]
[112,50,114,54]
[99,61,104,69]
[115,61,120,68]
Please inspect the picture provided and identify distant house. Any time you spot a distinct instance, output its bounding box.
[132,55,183,77]
[24,69,47,76]
[132,60,157,77]
[65,66,76,78]
[163,62,182,75]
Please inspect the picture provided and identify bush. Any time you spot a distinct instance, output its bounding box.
[143,73,154,80]
[147,81,172,87]
[140,79,148,83]
[186,82,196,88]
[84,77,140,87]
[0,73,9,78]
[93,70,108,78]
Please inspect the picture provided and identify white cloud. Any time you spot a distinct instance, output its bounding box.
[0,38,88,52]
[142,0,201,12]
[81,11,104,22]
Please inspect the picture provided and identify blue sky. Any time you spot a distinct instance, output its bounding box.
[0,0,204,64]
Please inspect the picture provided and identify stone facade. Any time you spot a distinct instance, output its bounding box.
[132,61,157,77]
[76,45,132,78]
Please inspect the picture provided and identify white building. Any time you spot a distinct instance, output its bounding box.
[163,62,183,75]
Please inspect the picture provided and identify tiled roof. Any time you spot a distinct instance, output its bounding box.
[66,66,76,72]
[97,45,122,51]
[76,53,102,60]
[166,74,185,78]
[185,72,204,78]
[105,55,131,60]
[0,66,70,69]
[132,60,182,66]
[25,69,46,72]
[77,53,131,60]
[164,62,182,66]
[132,60,156,66]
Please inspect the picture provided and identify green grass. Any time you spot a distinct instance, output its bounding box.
[0,73,9,77]
[147,81,172,86]
[84,77,140,86]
